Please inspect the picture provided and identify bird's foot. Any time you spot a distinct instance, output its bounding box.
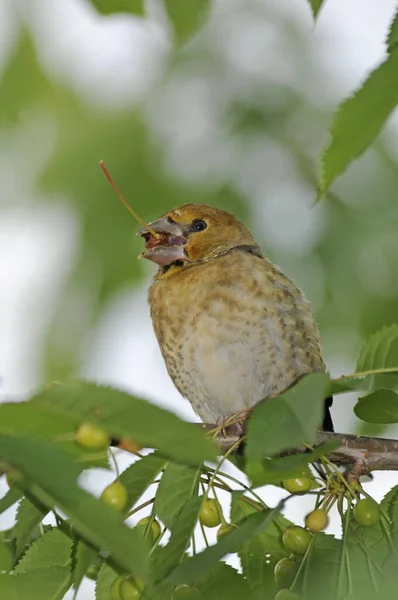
[216,417,244,438]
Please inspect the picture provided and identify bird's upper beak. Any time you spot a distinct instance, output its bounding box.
[136,217,187,266]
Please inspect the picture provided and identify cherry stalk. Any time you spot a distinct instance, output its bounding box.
[99,160,159,238]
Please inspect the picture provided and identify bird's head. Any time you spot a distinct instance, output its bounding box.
[137,203,261,277]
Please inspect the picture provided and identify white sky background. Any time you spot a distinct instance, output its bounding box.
[0,0,398,597]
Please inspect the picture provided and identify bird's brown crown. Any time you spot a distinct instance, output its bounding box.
[137,203,261,278]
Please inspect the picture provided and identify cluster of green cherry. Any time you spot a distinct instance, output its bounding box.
[75,423,382,600]
[274,471,382,600]
[107,498,234,600]
[75,422,204,599]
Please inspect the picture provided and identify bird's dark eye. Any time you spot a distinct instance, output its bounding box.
[191,219,207,232]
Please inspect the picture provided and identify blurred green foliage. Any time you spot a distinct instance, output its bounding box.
[164,0,211,45]
[387,8,398,52]
[91,0,144,16]
[2,28,244,380]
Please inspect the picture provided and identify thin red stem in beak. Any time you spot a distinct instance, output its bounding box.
[99,160,159,239]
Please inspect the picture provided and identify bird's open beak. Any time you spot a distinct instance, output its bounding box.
[136,217,187,266]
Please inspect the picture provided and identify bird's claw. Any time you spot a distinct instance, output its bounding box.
[216,417,244,438]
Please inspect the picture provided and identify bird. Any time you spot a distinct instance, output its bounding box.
[137,203,333,432]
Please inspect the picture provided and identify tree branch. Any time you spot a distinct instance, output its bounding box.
[199,424,398,476]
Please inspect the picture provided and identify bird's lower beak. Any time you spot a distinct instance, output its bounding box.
[136,217,187,267]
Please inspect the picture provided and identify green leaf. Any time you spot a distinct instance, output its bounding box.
[321,51,398,193]
[230,493,289,599]
[73,540,97,592]
[0,435,149,579]
[354,388,398,423]
[198,562,255,600]
[356,324,398,372]
[90,0,144,15]
[310,509,388,600]
[0,486,23,515]
[155,463,200,528]
[0,567,71,600]
[153,496,202,581]
[164,0,211,45]
[119,453,166,513]
[246,373,330,460]
[15,529,72,574]
[344,516,389,599]
[380,553,398,600]
[308,0,324,19]
[0,543,13,573]
[380,483,398,518]
[387,8,398,53]
[13,497,49,557]
[0,401,77,437]
[0,401,107,468]
[165,497,201,562]
[168,503,283,585]
[95,562,119,600]
[32,381,217,465]
[385,483,398,542]
[0,530,13,544]
[246,440,338,487]
[301,533,342,600]
[0,31,53,124]
[380,487,398,597]
[230,493,292,554]
[144,578,172,600]
[329,376,370,395]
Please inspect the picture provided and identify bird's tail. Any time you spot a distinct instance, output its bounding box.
[322,396,334,432]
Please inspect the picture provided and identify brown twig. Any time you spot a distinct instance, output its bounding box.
[198,425,398,476]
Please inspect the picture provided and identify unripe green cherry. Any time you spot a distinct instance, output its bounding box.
[110,575,124,600]
[274,589,301,600]
[282,477,311,495]
[353,498,381,527]
[274,558,298,589]
[216,523,238,541]
[305,508,329,533]
[119,576,142,600]
[101,481,128,511]
[137,517,161,543]
[172,584,200,598]
[282,526,312,555]
[199,499,221,528]
[75,422,109,450]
